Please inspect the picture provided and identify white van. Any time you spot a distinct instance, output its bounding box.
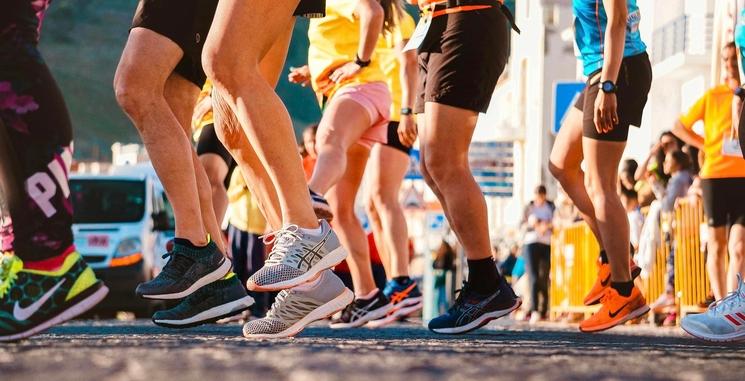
[70,163,173,315]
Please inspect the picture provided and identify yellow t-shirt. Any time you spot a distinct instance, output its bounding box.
[192,80,214,141]
[375,11,416,121]
[308,0,387,100]
[227,170,267,235]
[679,84,745,179]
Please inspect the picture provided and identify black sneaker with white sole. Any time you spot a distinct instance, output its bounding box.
[329,289,393,329]
[428,277,521,334]
[152,273,254,328]
[136,239,231,300]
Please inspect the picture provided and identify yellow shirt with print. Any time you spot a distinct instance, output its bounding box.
[308,0,387,101]
[679,84,745,179]
[375,11,415,122]
[227,170,267,235]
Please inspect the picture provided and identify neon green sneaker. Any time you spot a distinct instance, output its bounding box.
[0,252,108,342]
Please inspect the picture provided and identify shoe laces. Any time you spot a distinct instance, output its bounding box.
[266,290,290,318]
[160,251,193,278]
[449,282,475,312]
[0,254,21,299]
[709,274,745,315]
[599,288,620,305]
[262,225,302,266]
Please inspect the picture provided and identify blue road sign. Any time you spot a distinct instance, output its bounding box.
[552,81,585,135]
[405,149,423,180]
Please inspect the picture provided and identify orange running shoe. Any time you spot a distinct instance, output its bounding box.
[583,259,642,306]
[579,286,649,333]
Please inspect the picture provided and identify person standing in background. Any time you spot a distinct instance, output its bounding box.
[521,185,554,323]
[672,42,745,302]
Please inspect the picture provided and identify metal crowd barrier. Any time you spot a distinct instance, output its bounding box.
[673,198,709,319]
[550,198,708,324]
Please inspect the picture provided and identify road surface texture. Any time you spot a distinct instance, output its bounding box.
[1,319,742,381]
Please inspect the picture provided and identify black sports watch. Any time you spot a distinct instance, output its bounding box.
[599,80,618,94]
[400,107,413,116]
[354,55,371,68]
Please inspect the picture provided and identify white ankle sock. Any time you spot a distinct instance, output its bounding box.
[299,224,323,236]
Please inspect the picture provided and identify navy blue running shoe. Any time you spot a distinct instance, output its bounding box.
[428,277,521,334]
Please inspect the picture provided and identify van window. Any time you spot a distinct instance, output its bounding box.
[70,179,146,223]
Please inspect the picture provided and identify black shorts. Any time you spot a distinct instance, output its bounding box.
[384,121,411,155]
[574,52,652,142]
[196,124,237,188]
[131,0,326,87]
[414,3,511,114]
[701,177,745,227]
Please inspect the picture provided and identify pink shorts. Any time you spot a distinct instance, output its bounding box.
[331,82,391,149]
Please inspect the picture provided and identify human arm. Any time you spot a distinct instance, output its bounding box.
[329,0,384,84]
[397,40,418,146]
[593,0,628,134]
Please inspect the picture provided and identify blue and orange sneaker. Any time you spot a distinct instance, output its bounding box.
[428,277,521,334]
[367,278,423,328]
[0,252,108,342]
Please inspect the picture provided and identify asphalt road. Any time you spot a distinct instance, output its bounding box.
[1,320,743,381]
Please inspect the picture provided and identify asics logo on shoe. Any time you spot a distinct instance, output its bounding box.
[391,284,416,305]
[296,235,328,270]
[13,279,66,321]
[456,290,500,326]
[608,301,631,318]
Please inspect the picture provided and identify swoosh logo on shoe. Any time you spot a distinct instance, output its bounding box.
[600,274,611,287]
[13,279,66,321]
[608,301,631,318]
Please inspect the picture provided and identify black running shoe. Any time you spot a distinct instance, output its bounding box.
[152,273,254,328]
[329,289,392,328]
[428,277,521,334]
[136,240,231,300]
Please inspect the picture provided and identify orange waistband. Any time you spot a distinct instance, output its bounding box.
[431,4,492,17]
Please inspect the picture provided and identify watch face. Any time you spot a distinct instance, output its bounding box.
[602,82,615,93]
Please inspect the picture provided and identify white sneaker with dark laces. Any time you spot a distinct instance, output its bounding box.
[247,220,347,292]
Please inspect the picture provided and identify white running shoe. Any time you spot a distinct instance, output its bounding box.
[243,270,353,339]
[247,220,347,292]
[681,275,745,342]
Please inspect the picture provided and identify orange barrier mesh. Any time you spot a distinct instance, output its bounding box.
[550,199,707,324]
[674,198,709,317]
[549,221,599,319]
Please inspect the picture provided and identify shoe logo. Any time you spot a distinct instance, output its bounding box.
[13,279,66,321]
[297,235,328,270]
[456,289,501,326]
[391,284,416,305]
[600,274,611,287]
[608,301,631,318]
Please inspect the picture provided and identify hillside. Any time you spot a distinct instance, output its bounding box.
[39,0,322,161]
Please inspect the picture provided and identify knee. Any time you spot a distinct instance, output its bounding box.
[549,161,569,184]
[203,46,259,92]
[113,69,158,123]
[423,151,463,187]
[315,133,346,159]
